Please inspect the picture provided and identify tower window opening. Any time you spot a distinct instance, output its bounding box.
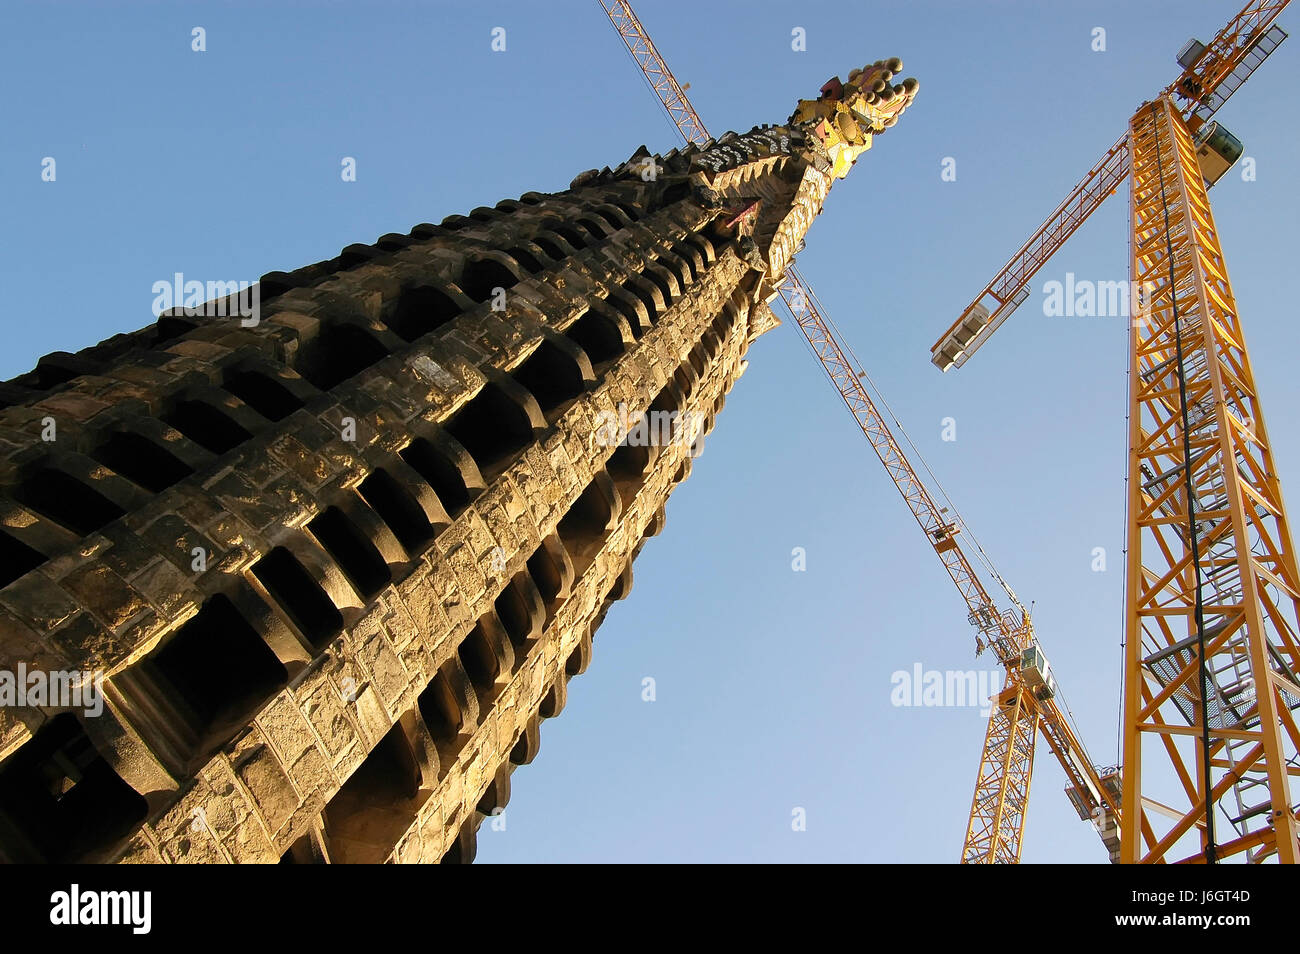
[296,324,389,391]
[92,431,194,494]
[307,506,391,599]
[322,722,427,864]
[0,713,148,863]
[418,669,470,773]
[139,594,288,770]
[565,310,626,366]
[511,340,585,421]
[251,546,344,650]
[222,370,304,422]
[459,259,519,304]
[163,399,253,455]
[444,383,534,481]
[399,438,472,518]
[386,286,462,342]
[557,476,615,575]
[0,530,46,588]
[13,468,125,537]
[357,469,434,555]
[457,623,509,704]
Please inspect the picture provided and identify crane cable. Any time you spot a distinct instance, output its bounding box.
[606,0,1018,617]
[798,265,1114,775]
[1117,196,1134,771]
[605,0,1104,795]
[799,275,1023,612]
[1150,101,1217,864]
[603,0,1041,728]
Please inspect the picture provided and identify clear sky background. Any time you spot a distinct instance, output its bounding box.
[3,0,1297,863]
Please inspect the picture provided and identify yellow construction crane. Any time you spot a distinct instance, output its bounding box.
[933,0,1298,863]
[599,0,1120,863]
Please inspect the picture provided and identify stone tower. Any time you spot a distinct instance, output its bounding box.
[0,64,915,863]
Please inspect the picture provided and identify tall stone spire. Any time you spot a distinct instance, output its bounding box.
[0,60,915,863]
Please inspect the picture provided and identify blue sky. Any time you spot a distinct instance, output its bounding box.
[4,0,1297,863]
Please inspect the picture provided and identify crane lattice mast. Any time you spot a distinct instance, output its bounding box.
[934,0,1298,863]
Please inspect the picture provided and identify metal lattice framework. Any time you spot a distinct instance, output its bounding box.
[600,0,709,146]
[601,2,1001,642]
[965,686,1038,863]
[932,0,1290,372]
[1122,95,1300,864]
[930,136,1128,371]
[933,0,1296,862]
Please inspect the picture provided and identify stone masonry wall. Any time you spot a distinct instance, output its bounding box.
[0,126,826,863]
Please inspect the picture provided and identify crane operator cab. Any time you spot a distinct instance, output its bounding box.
[1019,645,1057,701]
[1192,121,1244,188]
